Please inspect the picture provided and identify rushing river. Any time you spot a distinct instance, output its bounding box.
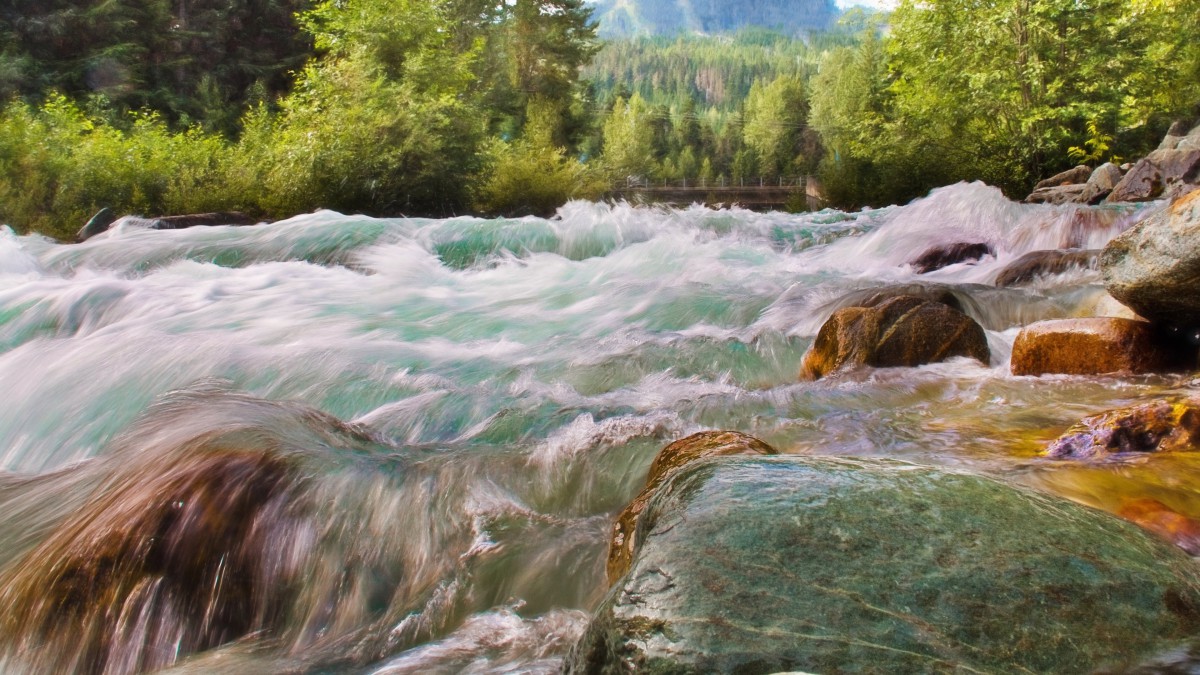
[0,181,1194,673]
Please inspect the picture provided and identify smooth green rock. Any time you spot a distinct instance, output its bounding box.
[566,456,1200,674]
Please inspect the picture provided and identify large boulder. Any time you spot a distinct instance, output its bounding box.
[994,249,1099,287]
[1045,397,1200,459]
[1080,162,1125,204]
[800,295,989,379]
[1034,164,1093,190]
[75,207,117,242]
[1025,183,1088,205]
[1010,318,1194,376]
[607,431,777,583]
[566,456,1200,674]
[1101,189,1200,326]
[1105,149,1200,203]
[909,242,993,273]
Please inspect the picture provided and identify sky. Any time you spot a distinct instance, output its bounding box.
[836,0,897,8]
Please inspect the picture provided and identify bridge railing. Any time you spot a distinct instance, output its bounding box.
[619,176,810,190]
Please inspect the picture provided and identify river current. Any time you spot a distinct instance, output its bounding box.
[0,181,1192,673]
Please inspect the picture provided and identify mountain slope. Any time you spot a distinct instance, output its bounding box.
[591,0,841,38]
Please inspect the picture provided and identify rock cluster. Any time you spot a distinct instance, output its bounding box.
[1011,187,1200,376]
[1023,122,1200,205]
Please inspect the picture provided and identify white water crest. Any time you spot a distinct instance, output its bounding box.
[0,182,1189,673]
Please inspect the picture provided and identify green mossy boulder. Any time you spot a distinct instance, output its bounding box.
[568,456,1200,674]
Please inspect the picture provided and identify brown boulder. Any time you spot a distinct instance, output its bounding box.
[1105,149,1200,203]
[1101,189,1200,326]
[1010,318,1194,376]
[1045,398,1200,459]
[1024,184,1088,205]
[606,430,776,583]
[800,295,990,379]
[1079,163,1125,204]
[910,242,993,273]
[994,249,1099,287]
[1033,165,1093,191]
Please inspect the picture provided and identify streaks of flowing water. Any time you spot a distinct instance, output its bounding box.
[0,182,1185,672]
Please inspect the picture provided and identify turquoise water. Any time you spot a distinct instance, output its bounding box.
[0,182,1187,673]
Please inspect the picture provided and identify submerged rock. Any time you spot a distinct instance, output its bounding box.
[993,249,1099,287]
[566,456,1200,674]
[800,295,989,379]
[76,211,261,242]
[0,447,303,675]
[1044,398,1200,459]
[1010,317,1194,376]
[607,431,777,584]
[909,241,993,273]
[76,207,118,242]
[1101,189,1200,326]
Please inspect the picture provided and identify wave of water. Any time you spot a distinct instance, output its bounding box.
[0,182,1188,672]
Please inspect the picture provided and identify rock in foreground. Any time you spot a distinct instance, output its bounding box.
[1011,317,1193,376]
[607,431,777,583]
[567,456,1200,674]
[1045,398,1200,459]
[1101,189,1200,327]
[800,295,989,379]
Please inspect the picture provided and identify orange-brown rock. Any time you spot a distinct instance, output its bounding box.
[0,449,301,674]
[607,430,777,584]
[1011,318,1194,376]
[1118,498,1200,556]
[800,295,990,380]
[1045,398,1200,459]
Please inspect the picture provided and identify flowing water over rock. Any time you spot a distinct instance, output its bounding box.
[0,181,1194,672]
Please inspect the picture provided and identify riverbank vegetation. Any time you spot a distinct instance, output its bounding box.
[1,0,1199,239]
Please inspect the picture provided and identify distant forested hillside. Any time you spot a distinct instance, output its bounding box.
[591,0,840,38]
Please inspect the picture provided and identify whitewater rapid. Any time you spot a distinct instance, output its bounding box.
[0,182,1188,673]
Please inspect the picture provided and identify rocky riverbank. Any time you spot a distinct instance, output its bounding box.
[568,157,1200,670]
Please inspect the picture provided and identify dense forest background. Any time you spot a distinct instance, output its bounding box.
[1,0,1199,239]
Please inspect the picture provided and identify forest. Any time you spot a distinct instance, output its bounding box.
[1,0,1199,239]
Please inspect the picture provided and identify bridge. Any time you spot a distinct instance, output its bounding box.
[604,176,827,211]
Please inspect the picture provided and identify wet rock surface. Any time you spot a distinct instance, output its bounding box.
[567,456,1200,674]
[1045,398,1200,459]
[800,295,989,379]
[1105,149,1200,203]
[77,211,261,241]
[909,241,993,273]
[1101,189,1200,327]
[993,249,1099,287]
[607,431,777,584]
[1010,317,1194,376]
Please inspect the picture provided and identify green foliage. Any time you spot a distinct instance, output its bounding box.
[1067,120,1115,165]
[600,94,659,181]
[0,0,600,235]
[0,0,313,134]
[0,96,238,239]
[473,98,604,216]
[808,0,1200,207]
